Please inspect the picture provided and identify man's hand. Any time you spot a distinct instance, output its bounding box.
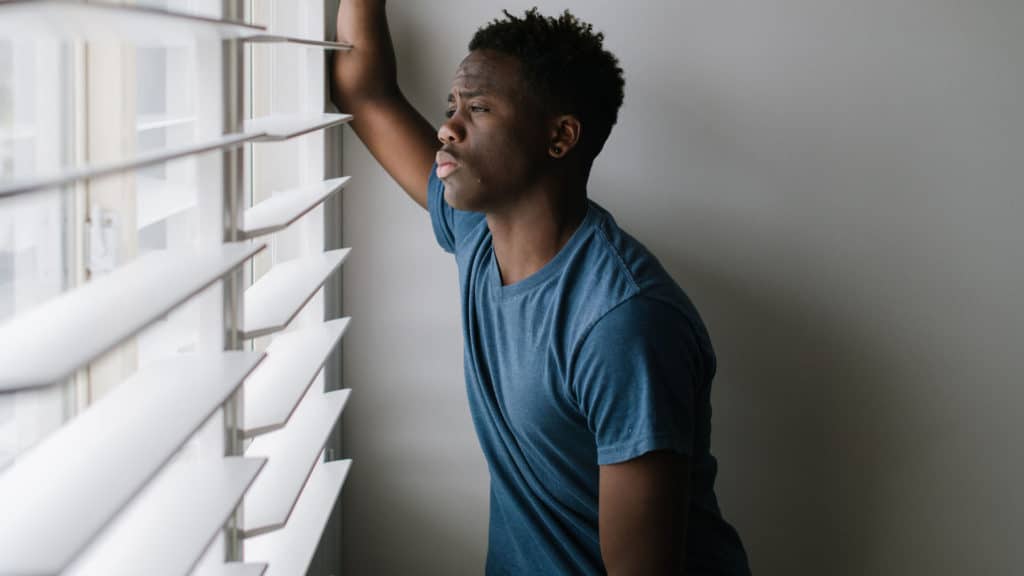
[599,450,690,575]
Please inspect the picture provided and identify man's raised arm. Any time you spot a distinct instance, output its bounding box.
[331,0,438,209]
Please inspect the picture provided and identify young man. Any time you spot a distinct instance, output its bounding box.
[332,3,750,574]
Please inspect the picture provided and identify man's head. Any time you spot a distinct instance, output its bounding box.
[437,9,625,212]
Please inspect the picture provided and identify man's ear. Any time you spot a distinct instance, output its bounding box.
[548,115,582,159]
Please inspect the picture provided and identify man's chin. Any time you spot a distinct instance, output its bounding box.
[443,184,482,212]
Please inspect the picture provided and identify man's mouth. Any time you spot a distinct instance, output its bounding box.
[436,150,460,179]
[437,161,459,179]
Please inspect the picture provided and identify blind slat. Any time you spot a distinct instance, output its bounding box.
[243,318,351,437]
[245,113,353,142]
[242,248,351,339]
[242,387,351,537]
[65,457,266,576]
[241,177,350,239]
[0,242,265,391]
[245,34,353,50]
[245,458,353,576]
[0,133,257,199]
[0,0,265,43]
[0,351,264,575]
[210,563,269,576]
[1,115,351,199]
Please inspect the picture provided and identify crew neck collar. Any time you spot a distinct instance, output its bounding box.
[490,202,597,300]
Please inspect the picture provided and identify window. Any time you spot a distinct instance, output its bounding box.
[0,1,353,574]
[0,34,75,469]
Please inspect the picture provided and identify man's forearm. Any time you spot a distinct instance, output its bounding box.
[332,0,402,107]
[329,0,439,208]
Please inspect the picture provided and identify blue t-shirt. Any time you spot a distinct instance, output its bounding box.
[428,167,750,575]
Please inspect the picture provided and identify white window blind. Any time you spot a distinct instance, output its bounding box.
[0,1,353,575]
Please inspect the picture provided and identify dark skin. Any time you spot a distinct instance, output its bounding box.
[332,1,690,573]
[439,49,588,284]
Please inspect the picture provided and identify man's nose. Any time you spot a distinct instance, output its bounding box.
[437,114,465,144]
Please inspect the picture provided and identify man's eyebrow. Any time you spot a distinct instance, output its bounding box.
[447,89,487,102]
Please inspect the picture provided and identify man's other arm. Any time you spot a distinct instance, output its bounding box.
[599,450,691,575]
[331,0,437,209]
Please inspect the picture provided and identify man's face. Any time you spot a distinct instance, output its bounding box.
[437,50,550,212]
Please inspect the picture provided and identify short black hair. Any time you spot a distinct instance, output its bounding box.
[469,8,625,165]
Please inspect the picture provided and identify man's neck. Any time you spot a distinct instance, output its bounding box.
[486,179,589,287]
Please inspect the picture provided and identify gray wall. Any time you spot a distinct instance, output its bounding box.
[339,1,1023,574]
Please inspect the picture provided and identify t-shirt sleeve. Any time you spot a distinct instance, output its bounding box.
[427,163,485,254]
[427,163,457,253]
[571,296,701,465]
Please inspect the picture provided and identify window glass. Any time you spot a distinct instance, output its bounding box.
[134,43,204,368]
[110,0,223,19]
[0,37,75,469]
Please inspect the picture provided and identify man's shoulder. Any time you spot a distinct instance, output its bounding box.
[570,202,692,308]
[586,202,680,294]
[561,202,708,347]
[563,202,714,367]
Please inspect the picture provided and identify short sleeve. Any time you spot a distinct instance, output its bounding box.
[426,164,487,255]
[427,164,457,253]
[571,297,701,465]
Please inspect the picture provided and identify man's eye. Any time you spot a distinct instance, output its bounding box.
[444,109,455,119]
[470,105,488,113]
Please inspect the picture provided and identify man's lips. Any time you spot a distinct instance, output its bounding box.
[437,162,459,178]
[436,151,460,179]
